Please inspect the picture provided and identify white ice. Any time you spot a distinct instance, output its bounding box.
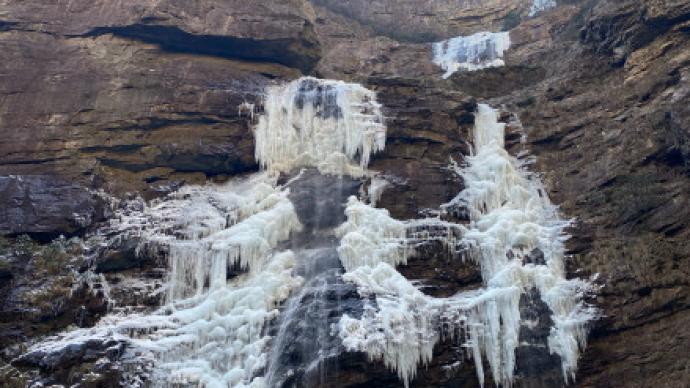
[26,173,304,387]
[254,77,386,176]
[433,31,511,79]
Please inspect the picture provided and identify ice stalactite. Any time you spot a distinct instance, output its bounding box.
[338,104,595,387]
[254,76,386,176]
[111,173,302,302]
[433,31,511,79]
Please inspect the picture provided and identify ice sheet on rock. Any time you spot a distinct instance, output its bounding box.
[338,104,595,387]
[339,264,438,386]
[108,173,302,302]
[127,176,302,387]
[254,77,386,176]
[433,31,511,79]
[144,251,303,388]
[23,251,302,388]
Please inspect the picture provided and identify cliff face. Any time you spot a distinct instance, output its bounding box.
[1,0,689,387]
[0,0,316,236]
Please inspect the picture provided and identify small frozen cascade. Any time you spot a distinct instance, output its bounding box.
[529,0,557,16]
[24,173,304,387]
[337,104,596,387]
[433,31,511,79]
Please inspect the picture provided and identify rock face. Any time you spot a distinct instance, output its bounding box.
[0,175,104,237]
[0,0,315,213]
[2,0,690,387]
[488,1,690,386]
[312,0,527,42]
[0,0,320,71]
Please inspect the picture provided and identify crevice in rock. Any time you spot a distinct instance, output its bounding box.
[72,24,320,73]
[0,20,19,31]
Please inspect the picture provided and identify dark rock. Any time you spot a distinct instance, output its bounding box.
[514,288,564,388]
[449,65,547,99]
[94,236,143,273]
[580,0,690,61]
[1,0,321,72]
[0,175,104,237]
[523,248,546,266]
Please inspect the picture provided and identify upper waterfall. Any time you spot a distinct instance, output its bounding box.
[254,77,386,176]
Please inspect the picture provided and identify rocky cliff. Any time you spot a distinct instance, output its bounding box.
[1,0,689,387]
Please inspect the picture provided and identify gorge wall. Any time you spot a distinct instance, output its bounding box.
[1,0,689,387]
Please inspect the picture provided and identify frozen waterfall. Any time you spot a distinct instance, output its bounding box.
[22,79,594,388]
[254,77,386,176]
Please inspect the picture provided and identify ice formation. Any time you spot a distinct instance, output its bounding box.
[338,104,595,387]
[529,0,557,16]
[23,77,389,387]
[254,77,386,176]
[433,31,511,79]
[25,173,304,387]
[125,174,304,387]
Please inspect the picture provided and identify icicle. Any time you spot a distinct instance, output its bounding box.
[367,176,390,206]
[238,101,256,121]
